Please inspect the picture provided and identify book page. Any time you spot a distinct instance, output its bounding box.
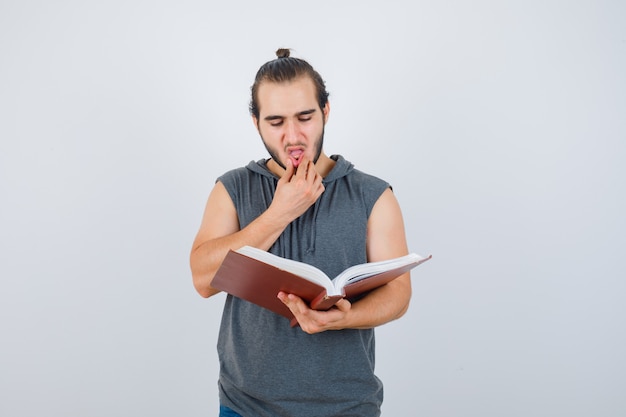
[236,246,335,293]
[332,253,427,290]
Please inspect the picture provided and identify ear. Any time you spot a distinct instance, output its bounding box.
[322,101,330,124]
[252,115,260,131]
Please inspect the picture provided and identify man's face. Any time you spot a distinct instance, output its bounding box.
[254,76,329,170]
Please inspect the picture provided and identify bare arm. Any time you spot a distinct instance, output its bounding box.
[190,158,324,297]
[278,187,412,332]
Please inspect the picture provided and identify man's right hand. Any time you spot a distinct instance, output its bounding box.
[270,158,325,222]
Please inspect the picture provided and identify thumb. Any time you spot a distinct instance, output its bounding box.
[334,298,352,312]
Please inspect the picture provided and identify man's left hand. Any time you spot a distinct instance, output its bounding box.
[277,292,352,334]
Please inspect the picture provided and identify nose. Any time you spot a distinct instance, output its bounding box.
[284,119,298,143]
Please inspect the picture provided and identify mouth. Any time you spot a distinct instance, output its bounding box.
[287,147,305,167]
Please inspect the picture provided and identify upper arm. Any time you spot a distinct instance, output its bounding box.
[192,181,240,251]
[366,187,410,263]
[342,187,412,326]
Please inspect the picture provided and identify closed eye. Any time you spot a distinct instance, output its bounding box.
[265,116,284,127]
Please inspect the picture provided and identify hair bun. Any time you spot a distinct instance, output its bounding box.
[276,48,291,58]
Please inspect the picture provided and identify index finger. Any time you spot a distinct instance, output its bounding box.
[294,158,311,178]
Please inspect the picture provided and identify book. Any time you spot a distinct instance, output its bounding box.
[211,245,431,322]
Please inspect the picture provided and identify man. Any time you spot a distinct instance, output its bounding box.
[190,48,412,417]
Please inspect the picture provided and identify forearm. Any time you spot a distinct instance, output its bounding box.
[342,275,412,329]
[190,208,290,297]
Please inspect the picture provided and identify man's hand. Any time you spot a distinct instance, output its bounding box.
[270,158,325,222]
[277,292,352,334]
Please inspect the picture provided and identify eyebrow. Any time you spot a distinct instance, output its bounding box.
[263,108,317,121]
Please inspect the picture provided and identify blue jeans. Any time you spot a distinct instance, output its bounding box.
[219,405,243,417]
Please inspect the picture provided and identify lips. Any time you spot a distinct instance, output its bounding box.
[287,147,304,167]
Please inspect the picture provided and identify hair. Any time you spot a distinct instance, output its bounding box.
[249,48,330,119]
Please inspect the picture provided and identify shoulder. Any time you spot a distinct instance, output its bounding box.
[327,155,389,190]
[218,160,275,186]
[343,167,391,207]
[329,167,390,218]
[330,155,389,190]
[217,165,251,184]
[217,161,263,194]
[349,167,390,189]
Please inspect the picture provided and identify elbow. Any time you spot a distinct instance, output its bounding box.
[192,272,221,298]
[395,299,411,320]
[194,280,211,298]
[197,284,221,298]
[393,281,412,320]
[190,259,221,298]
[196,288,216,298]
[190,249,221,298]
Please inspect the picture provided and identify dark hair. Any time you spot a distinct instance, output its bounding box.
[249,48,330,119]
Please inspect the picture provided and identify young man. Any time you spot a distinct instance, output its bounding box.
[190,49,412,417]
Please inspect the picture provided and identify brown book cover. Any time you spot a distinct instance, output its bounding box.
[211,246,431,323]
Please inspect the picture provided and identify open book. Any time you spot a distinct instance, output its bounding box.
[211,246,431,322]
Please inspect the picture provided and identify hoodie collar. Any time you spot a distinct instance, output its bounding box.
[246,155,354,183]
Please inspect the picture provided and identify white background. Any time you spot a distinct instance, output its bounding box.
[1,1,624,416]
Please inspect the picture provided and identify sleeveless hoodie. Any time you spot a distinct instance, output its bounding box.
[216,155,390,417]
